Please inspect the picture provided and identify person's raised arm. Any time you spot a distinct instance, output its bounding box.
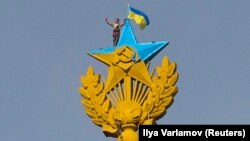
[105,17,113,27]
[121,19,126,27]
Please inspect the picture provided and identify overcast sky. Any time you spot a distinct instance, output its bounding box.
[0,0,250,141]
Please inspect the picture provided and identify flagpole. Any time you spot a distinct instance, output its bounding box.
[127,4,130,21]
[127,4,130,15]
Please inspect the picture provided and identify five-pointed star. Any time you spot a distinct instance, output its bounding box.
[87,19,169,93]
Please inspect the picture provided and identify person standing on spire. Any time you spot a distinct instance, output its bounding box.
[105,17,125,46]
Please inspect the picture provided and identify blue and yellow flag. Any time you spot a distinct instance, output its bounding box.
[127,6,150,30]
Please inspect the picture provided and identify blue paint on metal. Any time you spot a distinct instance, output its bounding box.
[117,20,137,46]
[88,19,169,62]
[88,46,114,54]
[135,41,169,62]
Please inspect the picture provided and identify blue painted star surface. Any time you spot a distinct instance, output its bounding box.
[88,19,169,63]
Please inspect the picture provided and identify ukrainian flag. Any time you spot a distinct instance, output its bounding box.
[127,6,150,30]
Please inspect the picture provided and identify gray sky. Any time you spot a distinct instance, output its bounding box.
[0,0,250,141]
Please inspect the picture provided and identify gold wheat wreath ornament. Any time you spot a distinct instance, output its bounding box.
[79,46,178,141]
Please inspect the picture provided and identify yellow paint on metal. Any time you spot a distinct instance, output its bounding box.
[79,46,178,141]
